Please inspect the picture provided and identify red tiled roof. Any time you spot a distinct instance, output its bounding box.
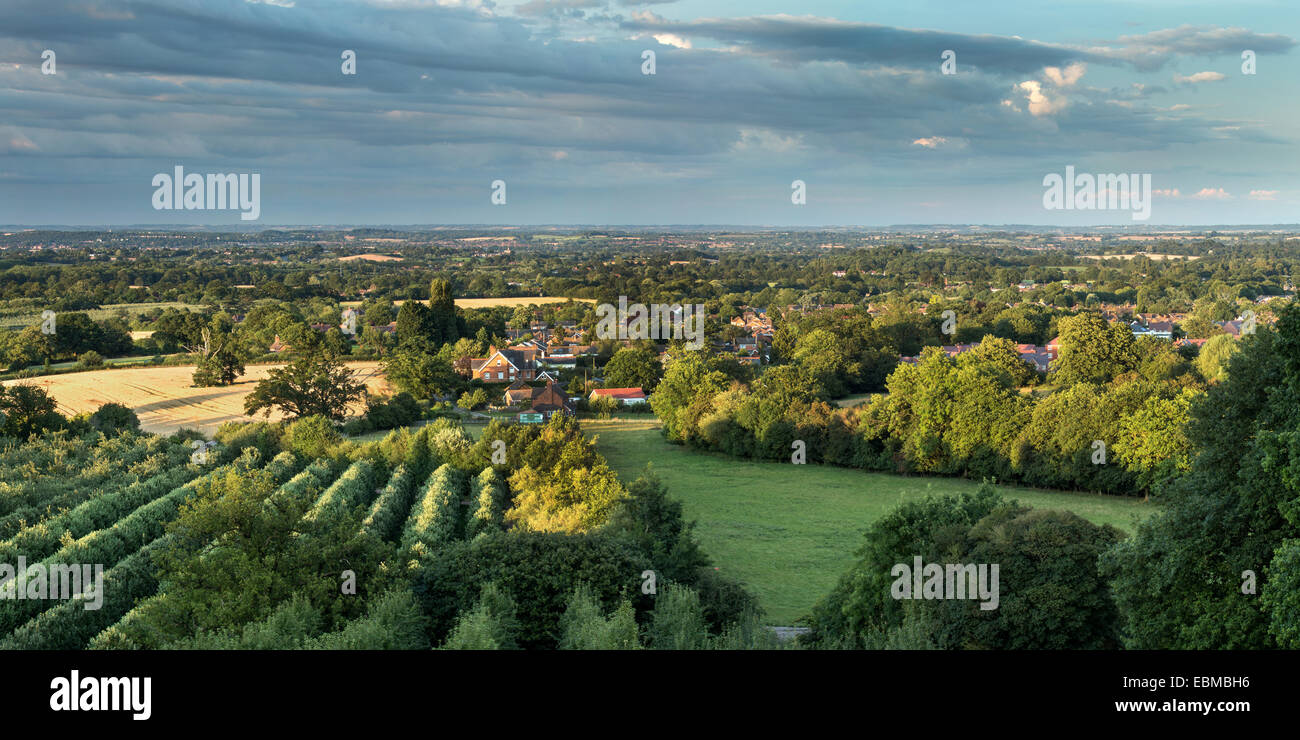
[591,388,647,400]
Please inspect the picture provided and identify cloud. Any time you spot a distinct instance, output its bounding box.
[733,128,803,153]
[1044,62,1086,87]
[0,2,1292,224]
[1192,188,1232,199]
[651,33,691,49]
[1016,80,1067,116]
[617,14,1098,74]
[515,0,605,17]
[1153,188,1181,197]
[1248,190,1278,200]
[1173,71,1226,84]
[1093,25,1297,71]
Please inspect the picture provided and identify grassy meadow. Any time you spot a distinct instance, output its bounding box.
[583,418,1156,625]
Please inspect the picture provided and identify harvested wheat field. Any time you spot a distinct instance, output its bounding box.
[2,362,388,437]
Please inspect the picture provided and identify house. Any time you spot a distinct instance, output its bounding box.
[1217,319,1246,337]
[511,338,548,356]
[1018,348,1055,373]
[537,370,560,383]
[590,387,648,405]
[531,382,574,419]
[269,334,292,353]
[1129,321,1172,340]
[502,380,536,406]
[470,345,535,379]
[469,345,538,383]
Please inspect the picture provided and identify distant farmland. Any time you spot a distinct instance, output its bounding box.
[2,362,388,436]
[340,296,595,310]
[0,301,207,330]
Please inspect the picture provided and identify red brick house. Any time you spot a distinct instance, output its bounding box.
[531,382,574,419]
[468,345,538,383]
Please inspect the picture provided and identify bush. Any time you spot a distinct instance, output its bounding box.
[364,391,422,431]
[359,463,421,543]
[442,582,521,650]
[89,402,140,435]
[401,464,467,552]
[411,530,649,649]
[558,583,641,650]
[78,350,104,368]
[285,415,342,459]
[0,466,192,566]
[300,460,375,530]
[465,468,508,539]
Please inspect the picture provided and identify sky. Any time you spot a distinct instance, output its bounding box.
[0,0,1296,226]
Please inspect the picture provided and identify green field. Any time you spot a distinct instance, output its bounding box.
[584,418,1156,625]
[0,301,207,330]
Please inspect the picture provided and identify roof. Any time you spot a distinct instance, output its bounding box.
[591,388,647,400]
[532,382,572,412]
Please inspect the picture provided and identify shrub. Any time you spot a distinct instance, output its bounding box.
[285,415,342,459]
[401,464,467,551]
[89,402,140,435]
[77,350,104,368]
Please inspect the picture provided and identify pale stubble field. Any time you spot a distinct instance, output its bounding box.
[2,362,389,436]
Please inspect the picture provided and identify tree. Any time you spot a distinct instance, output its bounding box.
[650,353,733,443]
[602,347,662,391]
[382,348,460,400]
[456,388,489,411]
[558,583,641,650]
[395,301,437,353]
[190,319,245,387]
[88,402,140,436]
[505,416,626,533]
[589,394,617,419]
[1050,313,1138,385]
[1113,389,1196,494]
[1195,333,1237,383]
[442,582,521,650]
[647,584,710,649]
[77,350,104,368]
[960,335,1035,387]
[603,468,710,582]
[1103,307,1300,648]
[244,351,364,421]
[0,384,64,439]
[804,487,1122,649]
[428,278,461,347]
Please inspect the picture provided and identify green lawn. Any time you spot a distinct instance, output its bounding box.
[584,419,1156,625]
